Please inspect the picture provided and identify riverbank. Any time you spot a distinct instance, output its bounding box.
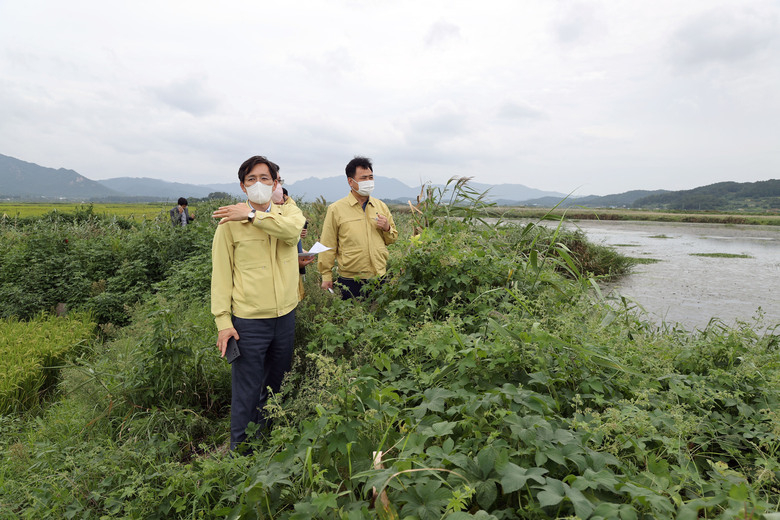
[390,204,780,226]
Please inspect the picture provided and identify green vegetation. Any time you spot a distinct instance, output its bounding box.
[648,234,672,239]
[0,203,213,323]
[512,179,780,213]
[0,314,94,413]
[690,253,754,259]
[402,205,780,226]
[1,189,779,519]
[0,202,180,220]
[632,180,780,211]
[626,257,661,265]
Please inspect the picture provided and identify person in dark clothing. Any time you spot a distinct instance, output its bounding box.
[170,197,195,227]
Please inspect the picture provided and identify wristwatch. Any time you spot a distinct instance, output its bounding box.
[247,208,256,222]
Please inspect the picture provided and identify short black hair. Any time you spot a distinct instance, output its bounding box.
[178,197,188,206]
[282,187,289,196]
[345,156,373,178]
[238,156,279,184]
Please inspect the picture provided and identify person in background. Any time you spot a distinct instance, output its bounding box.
[170,197,195,227]
[278,186,314,299]
[318,156,398,299]
[210,155,305,452]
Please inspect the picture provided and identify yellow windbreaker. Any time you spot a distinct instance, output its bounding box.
[211,201,306,330]
[318,192,398,283]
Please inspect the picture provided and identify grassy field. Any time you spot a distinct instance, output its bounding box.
[0,202,190,220]
[3,202,778,225]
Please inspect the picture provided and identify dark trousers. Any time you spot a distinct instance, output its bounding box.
[335,277,368,300]
[230,311,295,451]
[336,276,385,300]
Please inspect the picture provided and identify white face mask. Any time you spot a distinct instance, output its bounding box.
[246,181,274,205]
[353,179,374,197]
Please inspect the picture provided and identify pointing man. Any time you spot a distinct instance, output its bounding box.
[318,156,398,298]
[211,155,305,452]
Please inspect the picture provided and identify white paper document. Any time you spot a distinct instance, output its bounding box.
[299,241,332,257]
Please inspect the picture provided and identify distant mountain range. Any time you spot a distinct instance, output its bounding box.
[284,177,568,205]
[0,153,569,205]
[1,153,777,209]
[630,180,780,211]
[97,177,244,200]
[521,190,670,208]
[0,154,118,199]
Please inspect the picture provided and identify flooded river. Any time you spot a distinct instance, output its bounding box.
[557,220,780,331]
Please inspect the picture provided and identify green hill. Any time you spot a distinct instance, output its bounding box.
[520,190,669,208]
[0,153,119,200]
[632,180,780,211]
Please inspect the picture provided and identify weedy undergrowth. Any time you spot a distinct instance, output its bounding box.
[1,185,778,519]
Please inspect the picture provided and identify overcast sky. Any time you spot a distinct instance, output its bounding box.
[1,1,778,195]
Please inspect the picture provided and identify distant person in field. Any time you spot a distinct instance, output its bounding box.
[210,155,305,453]
[170,197,195,227]
[318,156,398,299]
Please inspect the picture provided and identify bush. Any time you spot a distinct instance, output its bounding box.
[0,205,218,322]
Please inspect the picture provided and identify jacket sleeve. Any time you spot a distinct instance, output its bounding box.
[381,204,398,245]
[317,205,338,283]
[252,203,305,246]
[210,224,235,331]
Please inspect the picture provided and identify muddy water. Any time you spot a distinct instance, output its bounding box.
[558,220,780,331]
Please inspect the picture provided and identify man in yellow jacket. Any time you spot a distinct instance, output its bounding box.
[211,155,305,452]
[318,156,398,299]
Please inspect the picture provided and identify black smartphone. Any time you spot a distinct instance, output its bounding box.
[224,337,241,364]
[304,221,308,229]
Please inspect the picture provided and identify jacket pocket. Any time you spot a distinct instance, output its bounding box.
[234,238,269,269]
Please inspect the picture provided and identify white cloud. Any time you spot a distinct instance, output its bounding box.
[669,6,778,71]
[0,0,779,195]
[425,20,462,47]
[497,101,546,121]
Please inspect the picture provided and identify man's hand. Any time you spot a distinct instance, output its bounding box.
[217,328,239,357]
[298,255,315,268]
[375,214,390,232]
[212,203,252,225]
[300,228,308,239]
[321,280,333,291]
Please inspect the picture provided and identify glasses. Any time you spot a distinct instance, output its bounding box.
[245,175,274,185]
[277,178,284,186]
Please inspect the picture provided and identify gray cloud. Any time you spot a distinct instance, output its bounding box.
[669,8,777,70]
[149,76,219,116]
[498,101,545,121]
[425,20,462,47]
